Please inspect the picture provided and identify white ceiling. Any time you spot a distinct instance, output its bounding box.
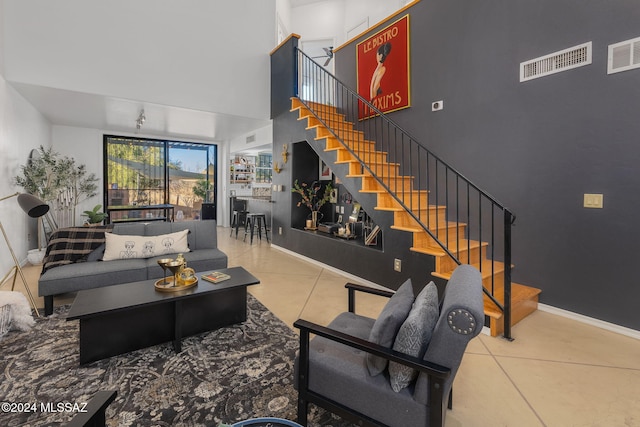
[11,82,271,142]
[3,0,405,142]
[2,0,276,142]
[290,0,327,7]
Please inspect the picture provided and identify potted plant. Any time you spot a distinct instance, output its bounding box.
[15,145,99,227]
[291,180,333,229]
[82,204,108,225]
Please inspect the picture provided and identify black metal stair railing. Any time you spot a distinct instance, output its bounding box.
[296,48,515,339]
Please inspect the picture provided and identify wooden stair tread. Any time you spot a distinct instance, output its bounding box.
[315,135,371,143]
[411,239,488,255]
[388,220,464,230]
[344,149,388,156]
[376,205,443,212]
[489,282,542,302]
[431,259,505,280]
[390,221,449,233]
[290,96,540,338]
[390,225,460,236]
[484,283,542,319]
[338,160,400,169]
[306,123,355,131]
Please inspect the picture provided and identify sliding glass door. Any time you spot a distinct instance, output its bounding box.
[104,135,217,223]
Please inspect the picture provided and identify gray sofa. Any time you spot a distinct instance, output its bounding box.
[39,220,228,316]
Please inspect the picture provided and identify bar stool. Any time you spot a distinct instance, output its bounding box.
[230,209,248,238]
[243,213,269,244]
[230,200,248,239]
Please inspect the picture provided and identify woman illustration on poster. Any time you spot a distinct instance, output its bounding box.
[369,42,392,100]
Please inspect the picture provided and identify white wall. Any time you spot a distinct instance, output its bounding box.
[291,0,345,46]
[51,126,104,225]
[228,123,273,154]
[0,0,4,74]
[52,126,227,226]
[0,74,51,277]
[276,0,292,42]
[3,0,276,120]
[344,0,407,40]
[291,0,408,48]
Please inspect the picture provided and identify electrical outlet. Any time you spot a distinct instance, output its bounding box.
[340,206,344,214]
[335,205,340,213]
[278,227,283,235]
[583,193,604,209]
[394,258,402,272]
[432,100,444,111]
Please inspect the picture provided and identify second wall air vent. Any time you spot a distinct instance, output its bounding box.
[520,42,592,82]
[608,36,640,74]
[246,134,256,144]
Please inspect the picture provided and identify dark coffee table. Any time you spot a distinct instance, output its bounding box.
[67,266,259,364]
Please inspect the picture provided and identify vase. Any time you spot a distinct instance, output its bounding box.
[307,211,324,230]
[305,210,321,230]
[304,211,323,230]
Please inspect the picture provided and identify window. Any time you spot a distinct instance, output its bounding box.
[104,135,217,222]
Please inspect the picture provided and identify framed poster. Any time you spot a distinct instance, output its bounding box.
[319,159,332,180]
[356,15,411,119]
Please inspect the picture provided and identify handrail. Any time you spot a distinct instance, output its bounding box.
[295,48,514,339]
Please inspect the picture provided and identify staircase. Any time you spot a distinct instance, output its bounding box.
[290,91,541,338]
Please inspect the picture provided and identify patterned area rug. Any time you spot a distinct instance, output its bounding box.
[0,295,352,427]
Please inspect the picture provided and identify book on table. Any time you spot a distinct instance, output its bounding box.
[201,271,231,284]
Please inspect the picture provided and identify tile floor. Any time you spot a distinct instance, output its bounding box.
[6,226,640,427]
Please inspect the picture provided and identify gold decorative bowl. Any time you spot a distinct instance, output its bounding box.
[154,258,198,292]
[154,276,198,292]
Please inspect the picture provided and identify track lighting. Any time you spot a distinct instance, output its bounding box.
[136,109,146,130]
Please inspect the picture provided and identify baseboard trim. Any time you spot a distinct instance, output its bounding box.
[538,303,640,341]
[272,244,640,341]
[270,244,391,292]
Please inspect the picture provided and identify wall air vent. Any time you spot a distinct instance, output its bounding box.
[608,36,640,74]
[520,42,592,82]
[246,134,256,144]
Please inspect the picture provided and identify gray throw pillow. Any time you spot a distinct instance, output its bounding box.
[85,244,105,262]
[388,281,439,392]
[366,279,415,376]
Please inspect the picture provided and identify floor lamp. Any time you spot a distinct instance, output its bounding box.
[0,192,50,317]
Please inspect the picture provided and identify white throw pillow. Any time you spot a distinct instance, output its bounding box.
[102,229,189,261]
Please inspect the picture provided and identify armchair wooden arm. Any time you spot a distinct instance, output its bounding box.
[67,390,117,427]
[345,282,394,314]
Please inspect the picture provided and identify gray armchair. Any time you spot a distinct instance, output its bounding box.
[294,264,484,427]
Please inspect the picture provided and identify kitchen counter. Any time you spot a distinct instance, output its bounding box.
[236,196,273,203]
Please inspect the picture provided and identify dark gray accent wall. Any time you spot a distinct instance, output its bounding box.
[334,0,640,330]
[270,36,437,293]
[270,99,435,292]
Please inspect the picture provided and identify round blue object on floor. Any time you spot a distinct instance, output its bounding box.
[232,418,303,427]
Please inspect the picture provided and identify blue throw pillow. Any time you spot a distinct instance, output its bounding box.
[388,281,440,392]
[366,279,415,376]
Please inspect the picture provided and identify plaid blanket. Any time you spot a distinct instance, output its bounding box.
[42,225,113,273]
